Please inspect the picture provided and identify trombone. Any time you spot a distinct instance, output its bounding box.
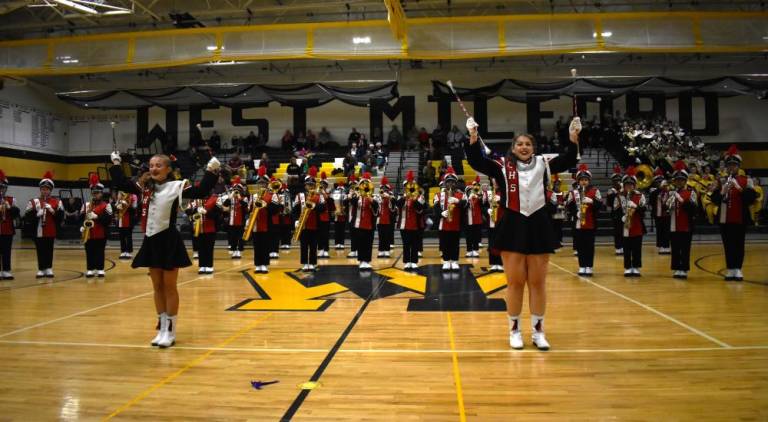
[243,187,266,241]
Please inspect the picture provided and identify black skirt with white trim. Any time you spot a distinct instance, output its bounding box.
[490,207,558,255]
[132,227,192,270]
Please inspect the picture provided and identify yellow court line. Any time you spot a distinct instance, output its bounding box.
[446,312,467,422]
[102,312,273,421]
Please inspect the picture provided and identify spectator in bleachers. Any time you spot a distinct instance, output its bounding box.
[343,153,357,177]
[258,152,270,175]
[281,130,295,151]
[431,124,447,156]
[422,161,437,188]
[418,127,430,151]
[375,143,388,171]
[348,128,361,148]
[387,125,403,150]
[244,131,258,153]
[307,129,317,150]
[295,131,308,151]
[349,142,361,160]
[209,131,221,152]
[372,127,383,147]
[406,126,419,151]
[317,127,332,150]
[286,157,302,194]
[227,152,244,175]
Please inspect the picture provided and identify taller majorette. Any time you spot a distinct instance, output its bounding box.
[464,116,580,351]
[109,151,220,349]
[24,171,64,279]
[0,169,21,280]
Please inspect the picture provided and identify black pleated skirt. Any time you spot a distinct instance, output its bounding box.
[491,207,558,255]
[132,227,192,270]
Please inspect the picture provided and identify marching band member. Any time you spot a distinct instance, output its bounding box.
[465,116,580,351]
[433,167,465,272]
[279,182,293,252]
[222,176,248,259]
[668,161,698,279]
[109,152,220,348]
[549,175,567,249]
[345,175,359,259]
[0,170,20,280]
[331,177,348,250]
[486,183,503,272]
[114,189,138,260]
[24,171,64,278]
[186,197,201,260]
[567,164,601,276]
[464,176,485,258]
[81,174,113,278]
[606,165,624,255]
[186,192,219,275]
[317,172,332,259]
[246,167,283,273]
[709,145,757,281]
[268,177,283,260]
[398,171,425,270]
[649,168,671,254]
[614,166,647,277]
[352,172,379,270]
[293,167,325,272]
[376,176,395,258]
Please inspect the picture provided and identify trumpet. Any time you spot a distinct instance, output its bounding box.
[243,188,266,241]
[81,202,94,244]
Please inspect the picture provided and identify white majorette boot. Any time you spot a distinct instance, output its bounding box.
[510,330,524,349]
[151,313,167,346]
[531,315,550,351]
[158,315,176,348]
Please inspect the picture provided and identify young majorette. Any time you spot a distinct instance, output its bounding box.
[606,165,624,255]
[352,172,380,270]
[566,164,601,276]
[464,176,485,258]
[376,176,395,258]
[433,167,465,272]
[465,116,580,351]
[293,167,325,272]
[487,182,503,272]
[397,171,424,270]
[0,170,20,280]
[708,145,757,281]
[114,189,138,260]
[667,160,698,279]
[24,171,64,278]
[345,174,359,259]
[549,175,567,249]
[316,172,332,259]
[109,151,220,348]
[245,167,283,273]
[649,168,671,254]
[81,174,114,278]
[222,176,248,259]
[614,166,647,277]
[330,177,347,250]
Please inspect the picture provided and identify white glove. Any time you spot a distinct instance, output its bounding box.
[731,179,742,191]
[197,207,207,215]
[45,204,54,213]
[448,197,459,204]
[294,221,299,229]
[110,151,121,165]
[569,117,582,134]
[747,177,755,189]
[621,215,627,223]
[582,197,593,205]
[675,192,683,203]
[441,210,450,219]
[116,202,124,210]
[487,208,493,216]
[206,157,221,172]
[466,117,479,132]
[87,212,98,220]
[426,217,434,228]
[271,195,280,204]
[627,201,638,209]
[80,226,85,233]
[36,209,45,217]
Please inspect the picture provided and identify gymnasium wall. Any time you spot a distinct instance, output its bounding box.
[1,73,767,162]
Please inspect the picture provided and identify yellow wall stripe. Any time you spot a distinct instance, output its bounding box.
[0,157,102,183]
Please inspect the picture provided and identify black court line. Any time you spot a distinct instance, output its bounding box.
[694,253,767,286]
[280,251,403,421]
[0,257,118,291]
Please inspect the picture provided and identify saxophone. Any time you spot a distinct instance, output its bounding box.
[191,200,203,238]
[117,191,130,220]
[446,189,456,223]
[489,191,499,222]
[243,188,266,241]
[332,189,344,218]
[81,201,95,244]
[292,191,317,243]
[578,187,588,227]
[623,193,635,230]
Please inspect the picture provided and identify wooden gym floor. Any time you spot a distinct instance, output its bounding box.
[0,241,766,421]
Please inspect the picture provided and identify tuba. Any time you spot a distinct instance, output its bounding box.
[243,188,266,241]
[635,164,654,190]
